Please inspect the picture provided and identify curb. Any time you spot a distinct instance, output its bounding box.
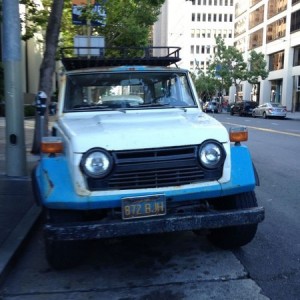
[0,205,41,285]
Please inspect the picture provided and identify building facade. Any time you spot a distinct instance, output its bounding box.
[153,0,235,73]
[234,0,300,112]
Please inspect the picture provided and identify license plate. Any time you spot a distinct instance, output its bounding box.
[122,194,166,220]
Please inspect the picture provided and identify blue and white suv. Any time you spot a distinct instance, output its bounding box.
[32,47,264,269]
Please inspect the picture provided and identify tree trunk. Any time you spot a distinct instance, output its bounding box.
[31,0,64,154]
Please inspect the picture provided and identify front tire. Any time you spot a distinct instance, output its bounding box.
[44,209,87,270]
[207,192,258,249]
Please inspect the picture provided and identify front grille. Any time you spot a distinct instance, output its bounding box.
[86,146,223,191]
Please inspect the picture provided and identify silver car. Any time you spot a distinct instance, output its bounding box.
[252,102,287,119]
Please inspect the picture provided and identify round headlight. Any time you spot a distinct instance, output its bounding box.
[81,149,113,178]
[198,142,225,169]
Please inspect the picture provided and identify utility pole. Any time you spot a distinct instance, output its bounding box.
[2,0,27,176]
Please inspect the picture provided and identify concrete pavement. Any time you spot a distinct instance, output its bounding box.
[0,117,41,284]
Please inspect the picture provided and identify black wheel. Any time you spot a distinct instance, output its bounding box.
[263,112,267,119]
[252,111,256,118]
[207,192,258,249]
[44,209,87,270]
[230,110,234,115]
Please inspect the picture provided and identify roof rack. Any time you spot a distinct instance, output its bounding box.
[60,46,181,71]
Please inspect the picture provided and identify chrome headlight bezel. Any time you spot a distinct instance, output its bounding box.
[80,148,113,178]
[198,141,226,170]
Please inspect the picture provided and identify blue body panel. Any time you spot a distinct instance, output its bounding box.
[34,145,256,210]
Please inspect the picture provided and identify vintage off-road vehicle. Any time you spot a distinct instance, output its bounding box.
[32,46,264,269]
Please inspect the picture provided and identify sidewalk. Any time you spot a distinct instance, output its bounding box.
[0,117,41,284]
[0,111,299,283]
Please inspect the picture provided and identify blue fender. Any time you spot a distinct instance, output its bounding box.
[221,144,257,196]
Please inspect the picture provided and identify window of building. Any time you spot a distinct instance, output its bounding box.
[225,0,228,5]
[192,13,195,22]
[249,28,263,49]
[207,29,211,38]
[292,0,300,5]
[207,46,211,54]
[269,51,284,71]
[209,0,212,5]
[208,13,212,22]
[202,29,206,37]
[293,46,300,66]
[249,5,264,29]
[220,0,223,5]
[213,14,217,22]
[291,9,300,33]
[224,14,227,22]
[250,0,261,6]
[235,2,247,17]
[219,14,222,22]
[266,17,286,43]
[196,29,201,38]
[196,45,200,54]
[234,16,246,36]
[268,0,287,19]
[203,0,207,5]
[191,29,195,38]
[203,14,206,21]
[197,13,201,21]
[228,30,232,38]
[201,46,205,54]
[198,0,201,5]
[214,0,217,5]
[229,14,233,22]
[191,45,195,54]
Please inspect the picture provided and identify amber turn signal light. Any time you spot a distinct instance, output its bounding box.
[41,137,63,153]
[229,127,248,142]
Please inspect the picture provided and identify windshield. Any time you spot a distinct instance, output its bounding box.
[64,71,197,111]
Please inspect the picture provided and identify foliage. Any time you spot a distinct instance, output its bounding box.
[247,51,269,84]
[208,36,248,93]
[21,0,165,49]
[208,37,268,95]
[192,71,221,101]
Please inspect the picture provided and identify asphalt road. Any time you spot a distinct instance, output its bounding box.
[213,113,300,300]
[0,113,299,300]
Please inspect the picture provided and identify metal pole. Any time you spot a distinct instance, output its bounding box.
[2,0,27,176]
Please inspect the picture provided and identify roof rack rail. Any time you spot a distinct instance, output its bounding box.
[60,46,181,71]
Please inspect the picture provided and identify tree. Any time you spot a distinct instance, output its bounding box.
[192,71,221,102]
[208,37,247,101]
[208,37,268,101]
[247,50,269,84]
[29,0,64,154]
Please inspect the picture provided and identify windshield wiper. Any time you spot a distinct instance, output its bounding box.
[70,105,110,111]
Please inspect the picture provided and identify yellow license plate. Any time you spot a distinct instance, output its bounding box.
[122,194,166,220]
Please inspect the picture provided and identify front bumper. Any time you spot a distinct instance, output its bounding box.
[45,206,265,241]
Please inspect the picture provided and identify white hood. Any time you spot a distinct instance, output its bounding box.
[58,109,229,153]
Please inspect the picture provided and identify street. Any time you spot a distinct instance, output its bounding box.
[0,113,299,300]
[214,113,300,300]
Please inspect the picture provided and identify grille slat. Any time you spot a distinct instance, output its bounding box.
[87,146,223,191]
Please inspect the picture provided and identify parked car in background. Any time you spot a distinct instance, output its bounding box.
[203,101,219,113]
[252,102,287,119]
[230,101,258,116]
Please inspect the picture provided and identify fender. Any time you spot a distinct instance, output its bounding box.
[221,144,257,195]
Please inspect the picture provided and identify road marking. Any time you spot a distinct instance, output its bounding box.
[222,122,300,138]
